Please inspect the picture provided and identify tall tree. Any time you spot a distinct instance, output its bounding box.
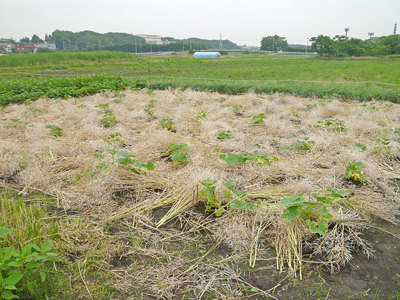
[31,34,44,44]
[310,35,335,56]
[260,35,288,51]
[19,37,30,43]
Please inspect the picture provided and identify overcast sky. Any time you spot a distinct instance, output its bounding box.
[1,0,399,46]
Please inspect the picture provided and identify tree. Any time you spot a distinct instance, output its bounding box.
[310,35,335,56]
[260,35,288,51]
[31,34,44,44]
[20,37,30,43]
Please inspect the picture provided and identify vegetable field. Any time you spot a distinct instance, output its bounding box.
[0,87,399,299]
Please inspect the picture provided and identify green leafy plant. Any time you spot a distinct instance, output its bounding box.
[3,119,29,129]
[283,137,315,151]
[280,189,349,235]
[218,130,232,140]
[160,118,174,131]
[361,102,378,111]
[252,114,266,124]
[341,160,366,184]
[95,103,109,112]
[113,90,126,103]
[102,111,118,127]
[314,118,347,133]
[103,132,124,146]
[148,99,158,106]
[115,150,155,174]
[290,109,298,117]
[370,138,392,154]
[198,111,207,120]
[166,143,191,166]
[392,128,400,136]
[219,151,277,165]
[252,99,262,105]
[199,180,224,216]
[232,105,242,112]
[225,182,255,211]
[144,108,154,116]
[355,143,367,151]
[0,223,61,300]
[45,125,63,137]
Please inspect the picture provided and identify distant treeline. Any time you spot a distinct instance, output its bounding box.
[311,35,400,57]
[38,30,240,52]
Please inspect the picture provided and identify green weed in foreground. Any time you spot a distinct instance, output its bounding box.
[0,224,61,300]
[280,189,349,235]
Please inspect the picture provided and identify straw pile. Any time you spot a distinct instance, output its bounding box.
[1,88,399,295]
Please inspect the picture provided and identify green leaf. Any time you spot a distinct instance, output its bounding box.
[145,161,156,170]
[317,207,333,220]
[250,288,258,292]
[215,207,225,217]
[25,262,40,269]
[280,195,306,207]
[40,272,46,283]
[200,179,217,187]
[105,149,118,155]
[116,150,134,158]
[5,273,24,286]
[311,194,332,203]
[230,199,246,210]
[117,157,133,166]
[0,228,13,239]
[233,190,248,199]
[41,240,53,252]
[281,206,302,221]
[3,285,16,290]
[282,146,291,151]
[223,182,236,190]
[328,188,349,198]
[1,290,19,299]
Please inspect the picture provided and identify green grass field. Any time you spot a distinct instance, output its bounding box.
[1,51,400,104]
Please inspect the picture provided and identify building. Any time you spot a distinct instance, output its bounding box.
[137,34,163,45]
[14,43,37,54]
[36,42,56,51]
[193,52,221,58]
[0,39,13,54]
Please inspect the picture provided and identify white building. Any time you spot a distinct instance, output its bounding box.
[137,34,163,45]
[0,39,13,53]
[36,42,56,51]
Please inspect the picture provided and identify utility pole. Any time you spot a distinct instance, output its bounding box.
[368,32,374,39]
[98,40,101,50]
[394,23,397,35]
[306,38,308,54]
[151,44,152,54]
[219,33,222,49]
[62,41,65,50]
[272,38,275,52]
[190,40,192,50]
[183,41,184,52]
[345,28,349,37]
[135,38,137,54]
[75,40,77,49]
